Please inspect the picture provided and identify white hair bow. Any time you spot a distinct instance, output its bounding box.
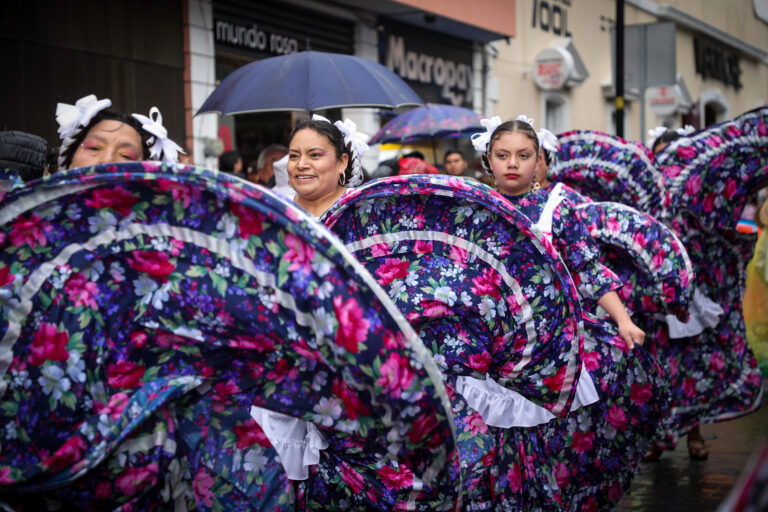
[333,118,369,187]
[56,94,113,169]
[310,114,369,188]
[647,125,696,146]
[471,116,502,153]
[537,128,558,153]
[132,107,185,164]
[515,114,535,127]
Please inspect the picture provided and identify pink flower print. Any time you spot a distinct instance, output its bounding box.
[107,360,145,389]
[333,377,370,420]
[230,334,275,351]
[230,202,265,239]
[156,179,198,208]
[664,165,682,178]
[376,353,415,398]
[554,462,569,488]
[85,187,139,216]
[606,404,627,431]
[571,431,595,454]
[94,392,130,422]
[369,243,391,257]
[420,299,454,318]
[0,467,15,485]
[631,231,648,249]
[684,175,702,197]
[375,258,410,286]
[211,380,240,412]
[471,267,502,300]
[333,296,369,353]
[506,463,522,492]
[683,376,697,398]
[675,145,697,159]
[284,233,315,274]
[340,462,365,494]
[726,124,742,138]
[65,272,99,309]
[42,436,87,472]
[10,214,51,249]
[376,464,414,490]
[192,467,216,506]
[233,418,272,449]
[95,481,112,499]
[414,240,433,254]
[115,464,159,497]
[29,323,69,366]
[581,350,601,372]
[709,352,725,371]
[0,265,14,287]
[127,251,175,283]
[468,412,489,436]
[130,331,147,348]
[468,351,491,372]
[723,179,737,200]
[449,245,468,266]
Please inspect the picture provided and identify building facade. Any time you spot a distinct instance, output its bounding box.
[492,0,768,143]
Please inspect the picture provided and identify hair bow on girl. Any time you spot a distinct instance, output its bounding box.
[647,125,697,147]
[132,107,185,164]
[515,114,535,127]
[471,116,502,153]
[537,128,558,153]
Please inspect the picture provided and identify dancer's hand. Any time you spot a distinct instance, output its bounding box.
[617,320,645,349]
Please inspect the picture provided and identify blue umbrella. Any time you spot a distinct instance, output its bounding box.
[369,103,484,144]
[197,51,423,115]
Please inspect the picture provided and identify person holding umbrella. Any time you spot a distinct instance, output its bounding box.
[286,114,369,218]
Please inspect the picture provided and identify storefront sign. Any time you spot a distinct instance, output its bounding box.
[533,47,575,90]
[531,0,572,37]
[647,85,680,117]
[380,20,474,108]
[693,37,742,90]
[215,19,300,56]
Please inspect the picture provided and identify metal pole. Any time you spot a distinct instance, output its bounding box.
[615,0,625,137]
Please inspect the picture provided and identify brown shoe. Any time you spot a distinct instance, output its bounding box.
[641,444,663,462]
[687,428,709,460]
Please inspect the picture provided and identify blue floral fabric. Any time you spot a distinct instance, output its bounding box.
[0,162,458,511]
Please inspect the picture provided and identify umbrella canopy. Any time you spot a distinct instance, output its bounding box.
[369,103,484,145]
[197,51,423,115]
[0,163,457,510]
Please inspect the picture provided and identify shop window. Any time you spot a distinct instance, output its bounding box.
[540,93,569,133]
[699,89,730,128]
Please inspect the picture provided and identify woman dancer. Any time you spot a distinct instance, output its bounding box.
[56,93,183,171]
[459,117,667,510]
[286,115,368,217]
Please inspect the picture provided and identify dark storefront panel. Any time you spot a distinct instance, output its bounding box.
[378,18,475,108]
[0,1,185,148]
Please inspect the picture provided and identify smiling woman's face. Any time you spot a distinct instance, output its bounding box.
[70,120,143,169]
[287,128,348,202]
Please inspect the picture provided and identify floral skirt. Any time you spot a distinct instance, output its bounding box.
[491,316,668,511]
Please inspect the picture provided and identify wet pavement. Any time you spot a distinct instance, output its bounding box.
[615,386,767,511]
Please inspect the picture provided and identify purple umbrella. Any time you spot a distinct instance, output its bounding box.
[369,103,484,145]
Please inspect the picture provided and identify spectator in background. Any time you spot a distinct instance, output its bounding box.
[219,150,243,177]
[248,144,287,187]
[0,131,48,182]
[443,150,467,177]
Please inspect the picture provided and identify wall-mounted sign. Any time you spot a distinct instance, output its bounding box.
[533,38,588,91]
[215,19,300,56]
[647,85,680,117]
[380,19,474,107]
[694,37,742,90]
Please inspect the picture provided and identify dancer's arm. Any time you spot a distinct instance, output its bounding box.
[598,290,645,349]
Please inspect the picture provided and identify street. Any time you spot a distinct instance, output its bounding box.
[616,385,767,511]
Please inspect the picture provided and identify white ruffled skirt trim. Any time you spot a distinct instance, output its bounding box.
[455,363,600,428]
[250,406,328,480]
[662,288,724,339]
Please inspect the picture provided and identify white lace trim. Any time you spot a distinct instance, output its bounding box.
[250,406,328,480]
[455,363,599,428]
[661,288,724,339]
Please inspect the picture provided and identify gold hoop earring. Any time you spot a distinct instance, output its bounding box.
[532,181,541,191]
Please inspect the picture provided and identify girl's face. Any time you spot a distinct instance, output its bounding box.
[287,128,348,201]
[488,131,540,196]
[70,120,143,169]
